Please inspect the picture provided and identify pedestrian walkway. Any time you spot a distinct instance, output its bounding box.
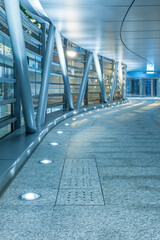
[0,99,160,240]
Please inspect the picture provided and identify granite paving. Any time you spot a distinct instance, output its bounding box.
[0,99,160,240]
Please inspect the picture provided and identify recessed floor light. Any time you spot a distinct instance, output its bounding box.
[72,118,76,121]
[20,192,41,201]
[89,111,92,113]
[50,142,59,146]
[57,131,63,134]
[73,111,77,115]
[27,149,31,155]
[81,114,84,116]
[39,159,53,164]
[84,108,87,112]
[97,109,100,111]
[65,123,70,126]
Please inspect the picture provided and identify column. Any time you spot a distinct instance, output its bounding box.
[4,0,36,133]
[93,54,107,103]
[109,61,119,102]
[36,24,55,127]
[151,79,154,97]
[55,30,74,110]
[76,52,93,109]
[156,79,160,97]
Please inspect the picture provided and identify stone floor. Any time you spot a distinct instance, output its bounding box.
[0,99,160,240]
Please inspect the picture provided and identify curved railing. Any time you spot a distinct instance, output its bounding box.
[0,2,127,139]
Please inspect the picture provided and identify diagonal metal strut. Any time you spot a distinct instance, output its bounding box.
[93,54,107,103]
[76,52,93,109]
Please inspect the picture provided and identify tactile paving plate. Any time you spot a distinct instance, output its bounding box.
[56,159,104,205]
[61,159,100,188]
[56,188,104,206]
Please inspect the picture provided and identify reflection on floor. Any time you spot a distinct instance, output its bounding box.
[0,99,160,240]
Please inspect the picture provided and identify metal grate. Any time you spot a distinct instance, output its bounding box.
[56,159,104,205]
[56,188,104,206]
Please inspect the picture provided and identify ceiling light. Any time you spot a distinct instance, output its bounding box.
[81,114,84,116]
[147,63,154,74]
[57,131,63,134]
[20,192,41,201]
[67,50,77,58]
[50,142,59,146]
[39,159,53,164]
[94,106,96,109]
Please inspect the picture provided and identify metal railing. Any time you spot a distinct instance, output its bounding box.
[0,3,126,138]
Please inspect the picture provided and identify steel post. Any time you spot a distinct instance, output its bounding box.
[157,79,160,97]
[63,38,69,110]
[84,50,89,106]
[40,23,46,69]
[4,0,36,133]
[93,54,107,103]
[129,79,132,94]
[55,30,74,110]
[123,66,127,99]
[109,61,119,102]
[36,24,55,127]
[151,79,154,96]
[76,52,93,109]
[13,65,21,130]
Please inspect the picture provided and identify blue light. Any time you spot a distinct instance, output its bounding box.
[147,64,154,74]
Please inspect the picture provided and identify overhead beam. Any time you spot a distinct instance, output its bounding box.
[55,30,74,110]
[109,61,119,103]
[76,52,93,109]
[4,0,36,133]
[93,54,107,103]
[36,24,55,127]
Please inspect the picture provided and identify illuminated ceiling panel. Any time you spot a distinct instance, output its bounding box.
[24,0,160,71]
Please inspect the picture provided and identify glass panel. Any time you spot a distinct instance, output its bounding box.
[4,45,12,57]
[0,82,4,101]
[4,83,14,99]
[0,35,4,54]
[88,61,101,105]
[0,104,11,119]
[0,124,11,139]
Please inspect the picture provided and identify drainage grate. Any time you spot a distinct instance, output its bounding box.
[56,188,104,206]
[56,159,104,205]
[62,159,97,176]
[60,175,100,188]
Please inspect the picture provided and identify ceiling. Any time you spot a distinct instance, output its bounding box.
[25,0,160,71]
